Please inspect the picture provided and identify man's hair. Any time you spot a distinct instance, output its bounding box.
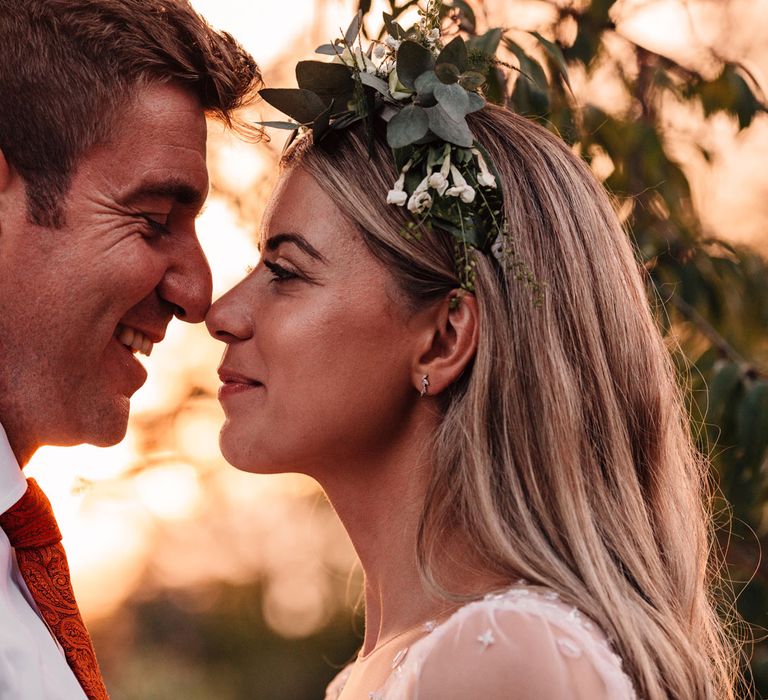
[0,0,262,227]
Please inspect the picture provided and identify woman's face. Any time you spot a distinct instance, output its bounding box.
[205,167,423,475]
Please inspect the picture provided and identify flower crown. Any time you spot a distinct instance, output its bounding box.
[259,1,522,293]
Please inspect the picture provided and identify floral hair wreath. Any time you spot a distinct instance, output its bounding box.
[258,0,537,295]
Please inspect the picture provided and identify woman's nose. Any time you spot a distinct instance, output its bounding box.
[205,279,254,344]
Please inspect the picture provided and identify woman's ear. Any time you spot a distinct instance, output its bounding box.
[413,290,479,396]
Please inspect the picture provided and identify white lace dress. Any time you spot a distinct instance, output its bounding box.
[325,585,638,700]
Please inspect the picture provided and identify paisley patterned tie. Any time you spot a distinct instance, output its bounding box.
[0,478,109,699]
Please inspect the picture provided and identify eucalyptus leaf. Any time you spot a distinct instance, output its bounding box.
[425,104,473,147]
[344,11,362,46]
[387,104,430,148]
[315,43,338,56]
[436,37,468,73]
[467,91,484,113]
[434,82,471,121]
[396,41,435,89]
[459,70,486,90]
[312,101,334,142]
[435,63,460,84]
[259,88,328,124]
[296,61,354,95]
[358,70,390,97]
[415,70,442,96]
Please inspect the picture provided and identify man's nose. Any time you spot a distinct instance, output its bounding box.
[158,236,213,323]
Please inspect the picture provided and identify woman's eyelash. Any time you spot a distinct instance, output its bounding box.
[263,259,300,282]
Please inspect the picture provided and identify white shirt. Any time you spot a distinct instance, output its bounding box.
[0,423,87,700]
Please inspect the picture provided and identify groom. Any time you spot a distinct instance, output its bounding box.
[0,0,261,697]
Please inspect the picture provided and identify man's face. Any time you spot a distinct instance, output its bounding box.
[0,83,212,460]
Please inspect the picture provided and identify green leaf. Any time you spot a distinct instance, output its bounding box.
[315,43,339,56]
[504,40,548,89]
[436,37,468,73]
[259,88,328,124]
[387,104,430,148]
[435,63,460,84]
[737,380,768,473]
[707,361,743,426]
[312,101,334,142]
[467,28,502,56]
[396,41,436,89]
[358,71,390,97]
[425,104,473,147]
[529,30,572,92]
[296,61,354,95]
[414,70,440,107]
[459,70,485,90]
[344,11,363,46]
[467,91,484,113]
[434,82,470,121]
[255,120,300,130]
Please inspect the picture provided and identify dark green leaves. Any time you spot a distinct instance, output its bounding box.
[387,104,429,148]
[396,41,435,89]
[296,61,354,97]
[436,37,468,74]
[425,104,473,147]
[259,88,328,124]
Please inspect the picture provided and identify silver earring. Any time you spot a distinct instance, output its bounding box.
[420,374,430,397]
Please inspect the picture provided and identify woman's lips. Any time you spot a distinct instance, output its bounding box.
[217,369,263,400]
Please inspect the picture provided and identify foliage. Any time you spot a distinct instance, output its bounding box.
[354,0,768,693]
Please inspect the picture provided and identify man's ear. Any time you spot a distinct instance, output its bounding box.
[412,290,479,396]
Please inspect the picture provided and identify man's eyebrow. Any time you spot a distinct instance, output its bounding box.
[263,233,327,263]
[121,179,207,208]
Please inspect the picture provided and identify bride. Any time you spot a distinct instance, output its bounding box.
[205,9,738,699]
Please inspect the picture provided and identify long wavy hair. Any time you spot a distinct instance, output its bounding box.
[283,104,741,699]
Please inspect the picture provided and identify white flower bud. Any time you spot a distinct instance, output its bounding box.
[407,189,433,214]
[429,28,440,40]
[428,172,449,196]
[387,189,408,206]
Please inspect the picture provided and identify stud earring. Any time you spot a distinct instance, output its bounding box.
[420,374,430,397]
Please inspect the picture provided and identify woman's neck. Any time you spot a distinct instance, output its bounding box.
[317,413,500,656]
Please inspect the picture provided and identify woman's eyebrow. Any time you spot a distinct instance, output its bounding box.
[264,232,328,263]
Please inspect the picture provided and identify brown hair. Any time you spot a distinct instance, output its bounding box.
[0,0,262,227]
[285,106,742,698]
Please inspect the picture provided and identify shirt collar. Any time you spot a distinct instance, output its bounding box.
[0,422,27,514]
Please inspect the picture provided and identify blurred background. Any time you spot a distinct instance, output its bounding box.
[25,0,768,697]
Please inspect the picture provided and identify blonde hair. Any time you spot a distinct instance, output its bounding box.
[285,105,742,699]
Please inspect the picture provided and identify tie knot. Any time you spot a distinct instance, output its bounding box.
[0,478,62,549]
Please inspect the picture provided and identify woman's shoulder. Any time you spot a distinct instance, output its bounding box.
[380,584,637,700]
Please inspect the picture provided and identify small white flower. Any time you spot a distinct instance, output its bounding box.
[428,151,452,196]
[428,172,448,195]
[386,161,412,207]
[385,36,402,51]
[446,165,476,203]
[408,187,433,214]
[472,148,497,189]
[387,189,408,206]
[429,28,440,41]
[333,47,377,73]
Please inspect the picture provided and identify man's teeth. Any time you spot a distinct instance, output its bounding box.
[116,325,154,357]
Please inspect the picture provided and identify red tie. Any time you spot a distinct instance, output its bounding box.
[0,479,109,699]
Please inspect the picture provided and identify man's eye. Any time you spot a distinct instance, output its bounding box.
[141,215,170,237]
[263,259,300,282]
